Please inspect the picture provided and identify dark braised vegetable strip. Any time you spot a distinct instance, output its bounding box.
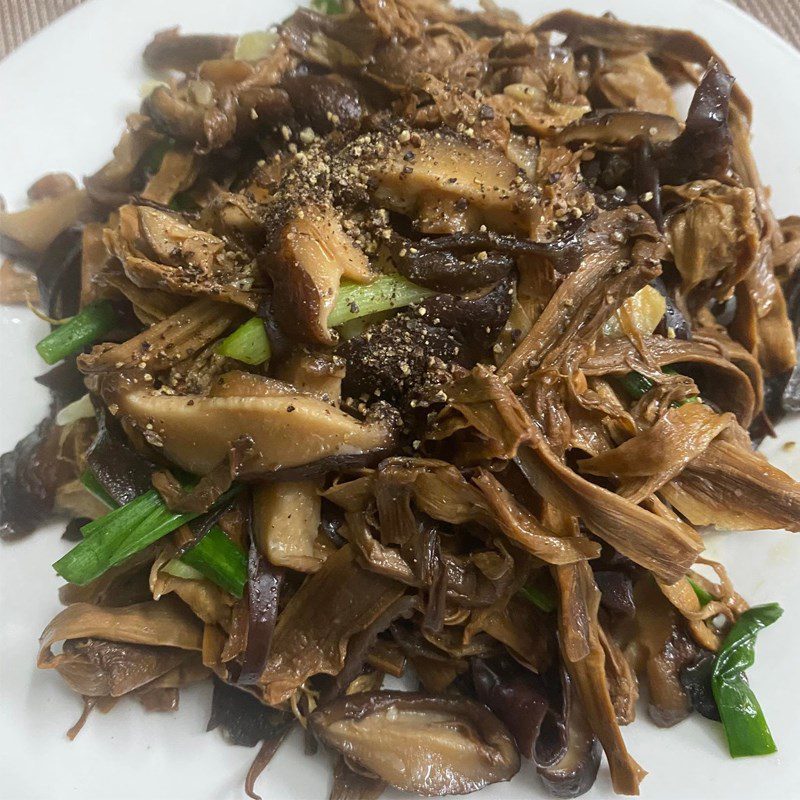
[207,676,292,747]
[86,403,155,505]
[660,60,735,184]
[79,469,117,511]
[712,603,783,757]
[35,300,117,365]
[238,543,283,685]
[0,415,72,540]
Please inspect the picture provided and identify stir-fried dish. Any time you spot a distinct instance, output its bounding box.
[2,1,800,797]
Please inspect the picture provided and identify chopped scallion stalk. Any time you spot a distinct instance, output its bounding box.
[328,275,435,328]
[35,300,117,365]
[181,526,247,597]
[618,369,700,406]
[688,577,714,606]
[75,471,247,595]
[55,490,196,584]
[712,603,783,758]
[217,317,271,365]
[519,583,557,613]
[617,371,655,400]
[311,0,344,13]
[54,485,240,586]
[79,469,116,514]
[162,558,205,581]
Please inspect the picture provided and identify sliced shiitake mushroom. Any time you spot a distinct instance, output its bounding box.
[282,73,365,133]
[556,110,681,147]
[368,129,534,234]
[538,686,602,799]
[107,371,395,478]
[309,690,520,796]
[0,189,91,255]
[263,204,372,345]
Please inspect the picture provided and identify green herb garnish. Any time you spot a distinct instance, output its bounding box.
[712,603,783,758]
[36,301,116,365]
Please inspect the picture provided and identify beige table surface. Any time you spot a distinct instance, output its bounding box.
[1,0,799,60]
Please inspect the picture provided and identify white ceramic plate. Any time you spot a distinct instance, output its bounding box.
[1,1,798,798]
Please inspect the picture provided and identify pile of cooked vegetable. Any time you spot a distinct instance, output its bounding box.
[2,0,799,797]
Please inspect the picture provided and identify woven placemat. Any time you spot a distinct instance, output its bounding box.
[1,0,798,60]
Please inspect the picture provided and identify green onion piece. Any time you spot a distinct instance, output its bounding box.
[712,603,783,758]
[663,367,701,406]
[688,577,714,607]
[55,490,195,584]
[619,369,700,406]
[217,317,271,365]
[311,0,344,14]
[35,301,117,365]
[181,526,247,598]
[79,470,116,514]
[77,470,246,595]
[328,275,435,328]
[54,486,240,586]
[617,371,655,399]
[162,559,205,581]
[519,583,557,613]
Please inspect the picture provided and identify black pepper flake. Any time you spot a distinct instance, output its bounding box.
[286,405,296,412]
[478,104,495,120]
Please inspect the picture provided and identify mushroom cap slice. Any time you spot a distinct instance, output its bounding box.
[113,378,394,477]
[310,690,521,796]
[265,204,371,345]
[369,130,534,235]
